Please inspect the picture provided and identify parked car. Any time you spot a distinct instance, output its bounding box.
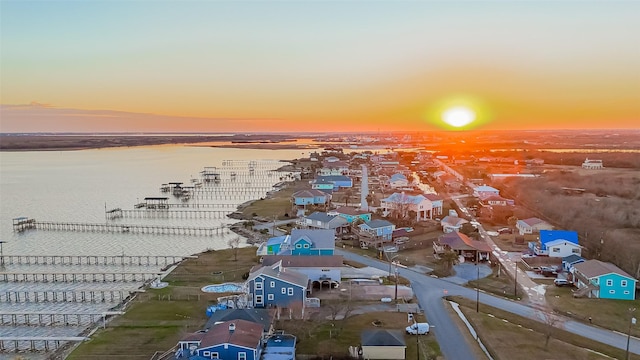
[497,228,512,234]
[406,323,430,335]
[554,278,572,287]
[394,237,409,245]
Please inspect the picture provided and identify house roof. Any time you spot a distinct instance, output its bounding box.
[305,212,341,223]
[266,235,288,246]
[261,255,344,268]
[440,216,468,227]
[361,329,406,347]
[383,192,426,205]
[199,319,263,349]
[180,332,206,342]
[540,230,579,246]
[322,160,349,168]
[423,193,443,202]
[475,185,499,192]
[335,206,370,216]
[292,189,327,198]
[362,219,394,229]
[247,265,309,288]
[517,217,549,227]
[573,260,635,280]
[481,195,507,202]
[562,254,585,264]
[390,173,408,181]
[205,309,272,332]
[438,232,492,252]
[316,175,352,182]
[290,228,335,249]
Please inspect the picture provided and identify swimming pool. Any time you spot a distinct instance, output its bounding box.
[201,283,245,293]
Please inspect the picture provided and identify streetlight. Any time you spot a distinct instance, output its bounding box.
[626,307,636,360]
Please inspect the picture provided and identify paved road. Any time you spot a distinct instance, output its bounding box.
[336,249,640,359]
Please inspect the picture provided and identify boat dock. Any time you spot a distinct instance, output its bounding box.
[0,254,190,266]
[13,218,228,236]
[1,311,124,327]
[0,289,135,303]
[0,271,162,283]
[0,336,88,352]
[106,208,232,220]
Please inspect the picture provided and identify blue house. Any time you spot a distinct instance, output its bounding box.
[334,206,372,223]
[246,263,309,312]
[313,175,353,189]
[562,254,585,272]
[573,260,637,300]
[530,230,581,258]
[359,219,395,241]
[257,229,335,256]
[257,235,288,256]
[292,189,330,206]
[177,319,263,360]
[310,178,336,193]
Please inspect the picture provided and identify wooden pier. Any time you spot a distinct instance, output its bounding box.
[106,208,232,220]
[0,289,134,303]
[14,218,228,236]
[0,254,190,266]
[0,336,88,352]
[0,311,124,327]
[0,271,162,283]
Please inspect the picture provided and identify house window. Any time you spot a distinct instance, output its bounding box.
[552,248,560,252]
[203,351,211,357]
[268,294,274,300]
[256,295,263,304]
[624,291,630,295]
[621,280,628,287]
[270,281,275,288]
[288,287,294,296]
[609,290,615,294]
[572,249,580,253]
[322,269,330,272]
[238,353,247,360]
[303,244,310,248]
[281,288,286,294]
[296,244,301,248]
[606,279,613,286]
[255,282,263,290]
[211,353,219,359]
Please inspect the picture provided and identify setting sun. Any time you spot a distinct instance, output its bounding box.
[442,106,476,128]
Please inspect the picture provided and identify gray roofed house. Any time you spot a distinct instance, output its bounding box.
[262,255,344,268]
[247,263,310,289]
[204,309,273,333]
[298,212,349,233]
[360,329,406,360]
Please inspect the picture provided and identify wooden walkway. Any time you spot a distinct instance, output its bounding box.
[0,271,162,283]
[15,219,228,236]
[0,289,135,303]
[0,254,190,266]
[0,336,88,351]
[107,208,232,219]
[1,311,124,326]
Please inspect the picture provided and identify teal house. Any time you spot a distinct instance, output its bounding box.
[292,189,330,206]
[257,229,335,256]
[572,260,637,300]
[334,206,372,223]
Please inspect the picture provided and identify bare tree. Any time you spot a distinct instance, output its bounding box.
[539,311,560,349]
[227,237,241,261]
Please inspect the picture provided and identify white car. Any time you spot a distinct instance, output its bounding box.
[406,323,430,335]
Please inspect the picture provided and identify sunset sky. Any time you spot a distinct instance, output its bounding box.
[1,1,639,133]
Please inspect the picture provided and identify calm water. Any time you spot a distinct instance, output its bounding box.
[0,144,308,357]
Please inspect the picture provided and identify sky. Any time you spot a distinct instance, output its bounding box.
[1,1,639,133]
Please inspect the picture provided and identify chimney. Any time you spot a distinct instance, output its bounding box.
[229,323,235,332]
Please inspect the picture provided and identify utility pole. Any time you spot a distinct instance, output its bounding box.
[476,265,480,312]
[626,307,636,360]
[514,260,518,298]
[394,262,399,302]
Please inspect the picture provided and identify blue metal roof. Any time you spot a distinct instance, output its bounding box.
[540,230,579,246]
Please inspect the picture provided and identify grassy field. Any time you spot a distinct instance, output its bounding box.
[451,296,638,360]
[240,179,309,219]
[277,311,442,360]
[546,285,640,337]
[67,248,261,359]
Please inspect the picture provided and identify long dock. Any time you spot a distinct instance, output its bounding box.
[1,311,124,327]
[0,289,134,303]
[0,271,162,283]
[106,208,232,219]
[0,254,190,266]
[14,219,228,236]
[0,336,88,352]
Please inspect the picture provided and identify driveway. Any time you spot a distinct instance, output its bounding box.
[444,263,493,285]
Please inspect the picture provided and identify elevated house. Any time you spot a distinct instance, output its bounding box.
[529,230,581,257]
[434,231,491,262]
[292,189,330,207]
[296,211,349,235]
[312,175,353,190]
[246,263,309,312]
[423,193,444,218]
[359,219,395,242]
[516,217,553,235]
[334,206,372,223]
[256,229,335,257]
[177,319,263,360]
[310,178,335,193]
[572,260,636,300]
[381,192,441,221]
[319,160,349,176]
[261,255,343,289]
[562,254,585,273]
[360,329,407,360]
[440,216,468,233]
[389,173,409,189]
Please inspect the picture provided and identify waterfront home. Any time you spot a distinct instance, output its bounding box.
[177,319,263,360]
[434,231,491,262]
[334,206,372,223]
[292,189,330,207]
[562,254,585,273]
[572,260,636,300]
[516,217,553,235]
[381,192,441,221]
[360,329,407,360]
[205,309,273,334]
[310,178,335,193]
[257,235,288,256]
[313,175,353,190]
[359,219,395,241]
[529,230,581,257]
[256,229,335,257]
[261,255,343,289]
[473,185,500,198]
[319,160,349,176]
[440,216,468,233]
[389,173,409,188]
[297,211,349,235]
[247,263,309,312]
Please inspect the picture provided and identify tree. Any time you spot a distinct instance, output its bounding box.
[344,188,354,207]
[507,216,518,228]
[227,237,241,261]
[539,311,560,349]
[438,250,459,276]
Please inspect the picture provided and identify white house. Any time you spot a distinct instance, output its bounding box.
[529,230,581,257]
[381,192,440,221]
[389,173,409,189]
[473,185,500,198]
[582,158,603,170]
[440,216,469,233]
[516,217,553,235]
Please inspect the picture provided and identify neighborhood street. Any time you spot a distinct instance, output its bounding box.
[336,249,640,360]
